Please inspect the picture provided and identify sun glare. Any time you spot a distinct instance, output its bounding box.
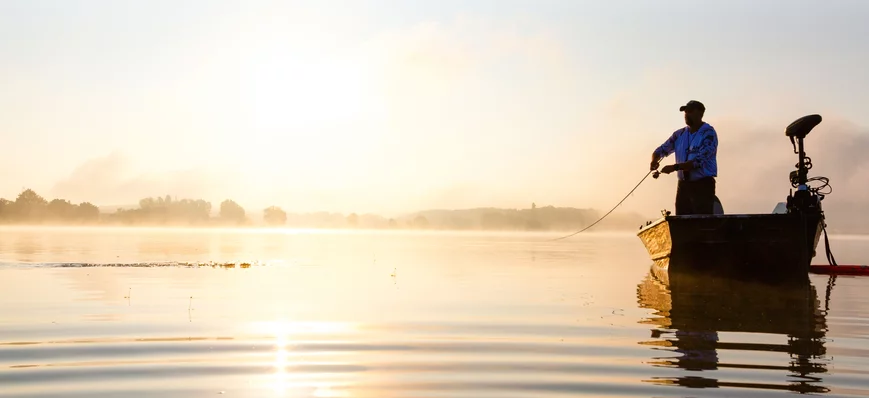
[228,47,392,192]
[246,52,384,133]
[251,320,358,396]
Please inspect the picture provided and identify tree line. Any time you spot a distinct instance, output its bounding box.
[0,189,642,231]
[0,189,99,223]
[0,189,254,226]
[107,195,249,226]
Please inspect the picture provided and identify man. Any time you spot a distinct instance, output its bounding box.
[650,100,719,215]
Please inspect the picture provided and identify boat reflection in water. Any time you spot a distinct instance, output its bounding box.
[636,269,831,394]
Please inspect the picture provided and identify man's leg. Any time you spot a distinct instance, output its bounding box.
[692,177,716,215]
[675,180,692,215]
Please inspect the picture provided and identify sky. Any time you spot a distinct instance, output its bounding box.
[1,0,868,219]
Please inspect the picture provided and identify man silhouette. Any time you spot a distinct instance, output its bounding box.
[650,100,719,215]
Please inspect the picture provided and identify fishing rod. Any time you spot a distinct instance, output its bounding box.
[547,169,655,241]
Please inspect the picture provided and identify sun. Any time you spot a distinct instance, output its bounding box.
[243,51,385,133]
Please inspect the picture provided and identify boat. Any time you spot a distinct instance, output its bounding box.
[637,114,832,283]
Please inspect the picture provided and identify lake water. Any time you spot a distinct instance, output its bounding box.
[1,226,869,397]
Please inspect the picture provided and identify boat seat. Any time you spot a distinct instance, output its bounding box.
[785,114,822,139]
[772,202,787,214]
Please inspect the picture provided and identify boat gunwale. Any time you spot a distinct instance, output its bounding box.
[636,212,820,235]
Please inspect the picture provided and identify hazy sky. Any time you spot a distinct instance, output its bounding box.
[2,0,868,217]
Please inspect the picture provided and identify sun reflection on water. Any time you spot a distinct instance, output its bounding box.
[254,320,357,397]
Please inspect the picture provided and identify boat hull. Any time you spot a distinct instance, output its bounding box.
[637,213,824,283]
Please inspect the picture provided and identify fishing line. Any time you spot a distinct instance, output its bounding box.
[547,170,654,241]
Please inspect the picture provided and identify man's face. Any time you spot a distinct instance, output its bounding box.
[684,108,702,125]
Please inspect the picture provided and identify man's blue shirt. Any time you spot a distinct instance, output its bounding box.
[654,123,718,181]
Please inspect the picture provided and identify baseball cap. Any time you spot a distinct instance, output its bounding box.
[679,100,705,112]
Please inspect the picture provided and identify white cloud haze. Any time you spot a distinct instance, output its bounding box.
[0,1,867,229]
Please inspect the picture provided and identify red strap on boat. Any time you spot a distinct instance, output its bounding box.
[810,265,869,276]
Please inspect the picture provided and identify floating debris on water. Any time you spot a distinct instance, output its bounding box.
[15,261,269,269]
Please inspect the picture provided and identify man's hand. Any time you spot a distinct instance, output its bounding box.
[679,161,695,172]
[650,154,661,171]
[660,164,677,174]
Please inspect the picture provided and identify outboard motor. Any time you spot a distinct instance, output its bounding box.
[783,114,840,266]
[784,114,824,215]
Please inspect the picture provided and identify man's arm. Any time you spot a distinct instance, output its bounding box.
[673,160,696,172]
[651,128,682,170]
[660,161,693,175]
[686,131,718,172]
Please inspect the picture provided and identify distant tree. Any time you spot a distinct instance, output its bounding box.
[532,202,537,210]
[78,202,100,222]
[0,198,11,220]
[388,218,398,228]
[263,206,287,226]
[446,216,473,230]
[111,208,138,225]
[524,219,544,231]
[413,215,429,229]
[139,197,156,209]
[346,213,358,227]
[16,189,46,205]
[173,199,211,224]
[220,199,246,224]
[481,212,503,229]
[481,211,525,230]
[47,199,77,221]
[190,199,212,223]
[14,189,48,221]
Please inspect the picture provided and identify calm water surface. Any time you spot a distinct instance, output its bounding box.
[1,227,868,397]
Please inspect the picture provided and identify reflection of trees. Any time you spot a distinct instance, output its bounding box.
[12,231,43,262]
[636,272,830,394]
[135,232,213,261]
